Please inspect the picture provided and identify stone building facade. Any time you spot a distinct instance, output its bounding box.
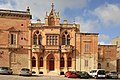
[112,36,120,72]
[98,45,117,72]
[0,4,117,75]
[0,7,31,74]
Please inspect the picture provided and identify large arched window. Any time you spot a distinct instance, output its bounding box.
[40,57,43,67]
[62,31,70,45]
[67,57,72,67]
[33,34,37,45]
[38,34,42,45]
[33,31,42,45]
[62,35,65,45]
[60,57,64,67]
[32,57,36,67]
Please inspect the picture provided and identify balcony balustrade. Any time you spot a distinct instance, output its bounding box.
[8,44,22,49]
[61,45,73,53]
[32,45,44,53]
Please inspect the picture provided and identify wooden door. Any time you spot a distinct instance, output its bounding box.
[49,58,54,70]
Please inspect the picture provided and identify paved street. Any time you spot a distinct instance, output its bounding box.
[0,74,119,80]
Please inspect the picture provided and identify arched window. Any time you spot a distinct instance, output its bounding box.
[98,63,101,69]
[49,17,55,26]
[32,57,36,67]
[33,34,37,45]
[40,57,43,67]
[67,35,70,45]
[60,57,64,67]
[107,62,109,67]
[67,57,72,67]
[38,34,42,45]
[62,35,65,45]
[62,31,70,45]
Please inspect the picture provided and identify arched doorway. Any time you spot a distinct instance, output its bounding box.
[47,54,55,71]
[49,57,54,70]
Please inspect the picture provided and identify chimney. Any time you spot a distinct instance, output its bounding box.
[37,19,41,23]
[63,20,68,24]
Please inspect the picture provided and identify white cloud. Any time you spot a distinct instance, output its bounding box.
[75,16,99,32]
[93,3,120,25]
[99,34,111,44]
[1,0,89,22]
[0,2,13,9]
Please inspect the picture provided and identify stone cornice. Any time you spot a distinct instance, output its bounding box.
[0,9,32,19]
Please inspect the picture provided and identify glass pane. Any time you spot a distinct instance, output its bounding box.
[38,35,42,45]
[62,35,65,45]
[67,35,70,45]
[33,34,37,45]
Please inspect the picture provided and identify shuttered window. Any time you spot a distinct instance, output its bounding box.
[8,33,16,45]
[11,53,16,63]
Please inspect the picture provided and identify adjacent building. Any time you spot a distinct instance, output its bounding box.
[0,4,117,75]
[112,36,120,72]
[98,45,117,72]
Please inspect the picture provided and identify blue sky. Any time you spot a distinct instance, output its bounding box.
[0,0,120,44]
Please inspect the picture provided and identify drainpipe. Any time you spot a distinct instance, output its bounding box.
[80,34,81,71]
[75,33,76,71]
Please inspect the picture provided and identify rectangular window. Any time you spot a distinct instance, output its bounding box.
[85,60,88,67]
[84,43,90,53]
[11,34,14,44]
[8,33,16,45]
[50,36,52,45]
[46,36,49,45]
[46,35,58,45]
[55,36,57,45]
[11,53,16,63]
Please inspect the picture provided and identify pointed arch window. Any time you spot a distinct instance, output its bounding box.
[67,57,72,67]
[40,57,43,67]
[62,35,65,45]
[62,31,70,45]
[32,57,36,67]
[38,34,42,45]
[60,57,64,67]
[33,31,43,45]
[33,34,37,45]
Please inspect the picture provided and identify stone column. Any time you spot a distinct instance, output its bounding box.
[28,50,32,71]
[28,28,32,71]
[43,59,47,74]
[36,53,39,74]
[64,53,67,72]
[57,52,60,74]
[72,58,76,71]
[72,51,76,71]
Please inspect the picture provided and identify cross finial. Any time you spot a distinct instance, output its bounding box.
[52,3,54,10]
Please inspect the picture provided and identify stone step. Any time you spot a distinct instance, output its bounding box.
[47,71,59,76]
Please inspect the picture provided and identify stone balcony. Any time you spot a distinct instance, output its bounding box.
[61,45,73,53]
[32,45,44,53]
